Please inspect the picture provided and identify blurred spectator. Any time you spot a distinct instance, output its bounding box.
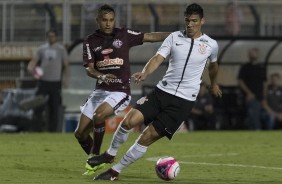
[27,29,70,132]
[238,48,266,130]
[187,83,216,130]
[262,73,282,130]
[225,2,243,36]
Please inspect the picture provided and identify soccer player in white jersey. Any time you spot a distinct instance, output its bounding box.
[88,3,222,180]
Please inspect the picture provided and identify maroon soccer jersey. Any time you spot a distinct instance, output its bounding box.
[83,28,144,94]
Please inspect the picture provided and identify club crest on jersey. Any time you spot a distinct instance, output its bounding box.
[198,43,207,54]
[136,96,148,105]
[113,39,123,48]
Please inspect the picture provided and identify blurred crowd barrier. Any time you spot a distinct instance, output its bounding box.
[1,0,282,132]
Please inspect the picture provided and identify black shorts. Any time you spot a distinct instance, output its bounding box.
[134,87,194,139]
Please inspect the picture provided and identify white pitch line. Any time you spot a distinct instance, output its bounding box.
[146,157,282,171]
[182,153,239,158]
[180,161,282,171]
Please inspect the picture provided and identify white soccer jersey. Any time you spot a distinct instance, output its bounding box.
[156,31,218,101]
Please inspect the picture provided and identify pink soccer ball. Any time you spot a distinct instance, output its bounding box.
[33,66,44,79]
[155,156,180,181]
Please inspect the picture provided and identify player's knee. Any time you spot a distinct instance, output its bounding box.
[121,109,143,130]
[121,117,134,130]
[93,112,106,122]
[74,130,81,140]
[74,129,86,141]
[138,131,154,146]
[138,127,160,146]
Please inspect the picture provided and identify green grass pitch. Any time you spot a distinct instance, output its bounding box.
[0,131,282,184]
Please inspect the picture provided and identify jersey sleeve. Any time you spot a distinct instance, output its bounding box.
[156,33,173,58]
[62,46,68,61]
[34,49,41,62]
[125,28,144,47]
[82,38,94,67]
[34,45,44,62]
[209,40,218,63]
[237,65,245,79]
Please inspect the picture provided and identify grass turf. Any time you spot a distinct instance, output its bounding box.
[0,131,282,184]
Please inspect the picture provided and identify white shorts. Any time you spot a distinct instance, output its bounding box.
[80,90,131,120]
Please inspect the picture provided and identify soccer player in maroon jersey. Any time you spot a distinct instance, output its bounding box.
[74,4,170,175]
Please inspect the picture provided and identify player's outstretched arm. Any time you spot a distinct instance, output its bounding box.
[132,54,165,84]
[143,32,170,42]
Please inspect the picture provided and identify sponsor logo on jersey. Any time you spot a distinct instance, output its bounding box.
[94,46,102,52]
[96,58,124,67]
[105,78,123,84]
[98,78,123,84]
[200,38,208,43]
[136,96,148,105]
[176,43,183,46]
[198,43,207,54]
[86,43,92,59]
[101,48,113,55]
[99,66,121,70]
[127,29,141,35]
[113,39,123,48]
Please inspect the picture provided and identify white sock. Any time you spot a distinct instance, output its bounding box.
[107,124,130,156]
[112,142,148,173]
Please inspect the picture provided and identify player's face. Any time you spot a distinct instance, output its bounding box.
[47,32,57,45]
[96,11,115,34]
[184,14,204,38]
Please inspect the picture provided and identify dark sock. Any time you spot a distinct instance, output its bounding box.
[91,122,106,155]
[78,135,93,155]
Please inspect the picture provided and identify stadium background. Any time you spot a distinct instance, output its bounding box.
[0,0,282,131]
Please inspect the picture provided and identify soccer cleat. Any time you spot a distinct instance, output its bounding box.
[82,162,106,176]
[87,152,115,168]
[82,154,106,176]
[82,169,95,176]
[93,168,119,181]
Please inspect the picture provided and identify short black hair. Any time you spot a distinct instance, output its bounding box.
[97,4,115,17]
[46,29,57,36]
[184,3,204,18]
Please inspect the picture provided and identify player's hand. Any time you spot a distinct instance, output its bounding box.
[132,72,147,84]
[246,93,255,101]
[209,84,222,98]
[276,113,282,121]
[98,74,117,85]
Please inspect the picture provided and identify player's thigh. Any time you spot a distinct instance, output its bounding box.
[121,108,144,129]
[80,90,109,120]
[80,90,131,119]
[94,91,131,121]
[94,102,115,121]
[103,91,131,115]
